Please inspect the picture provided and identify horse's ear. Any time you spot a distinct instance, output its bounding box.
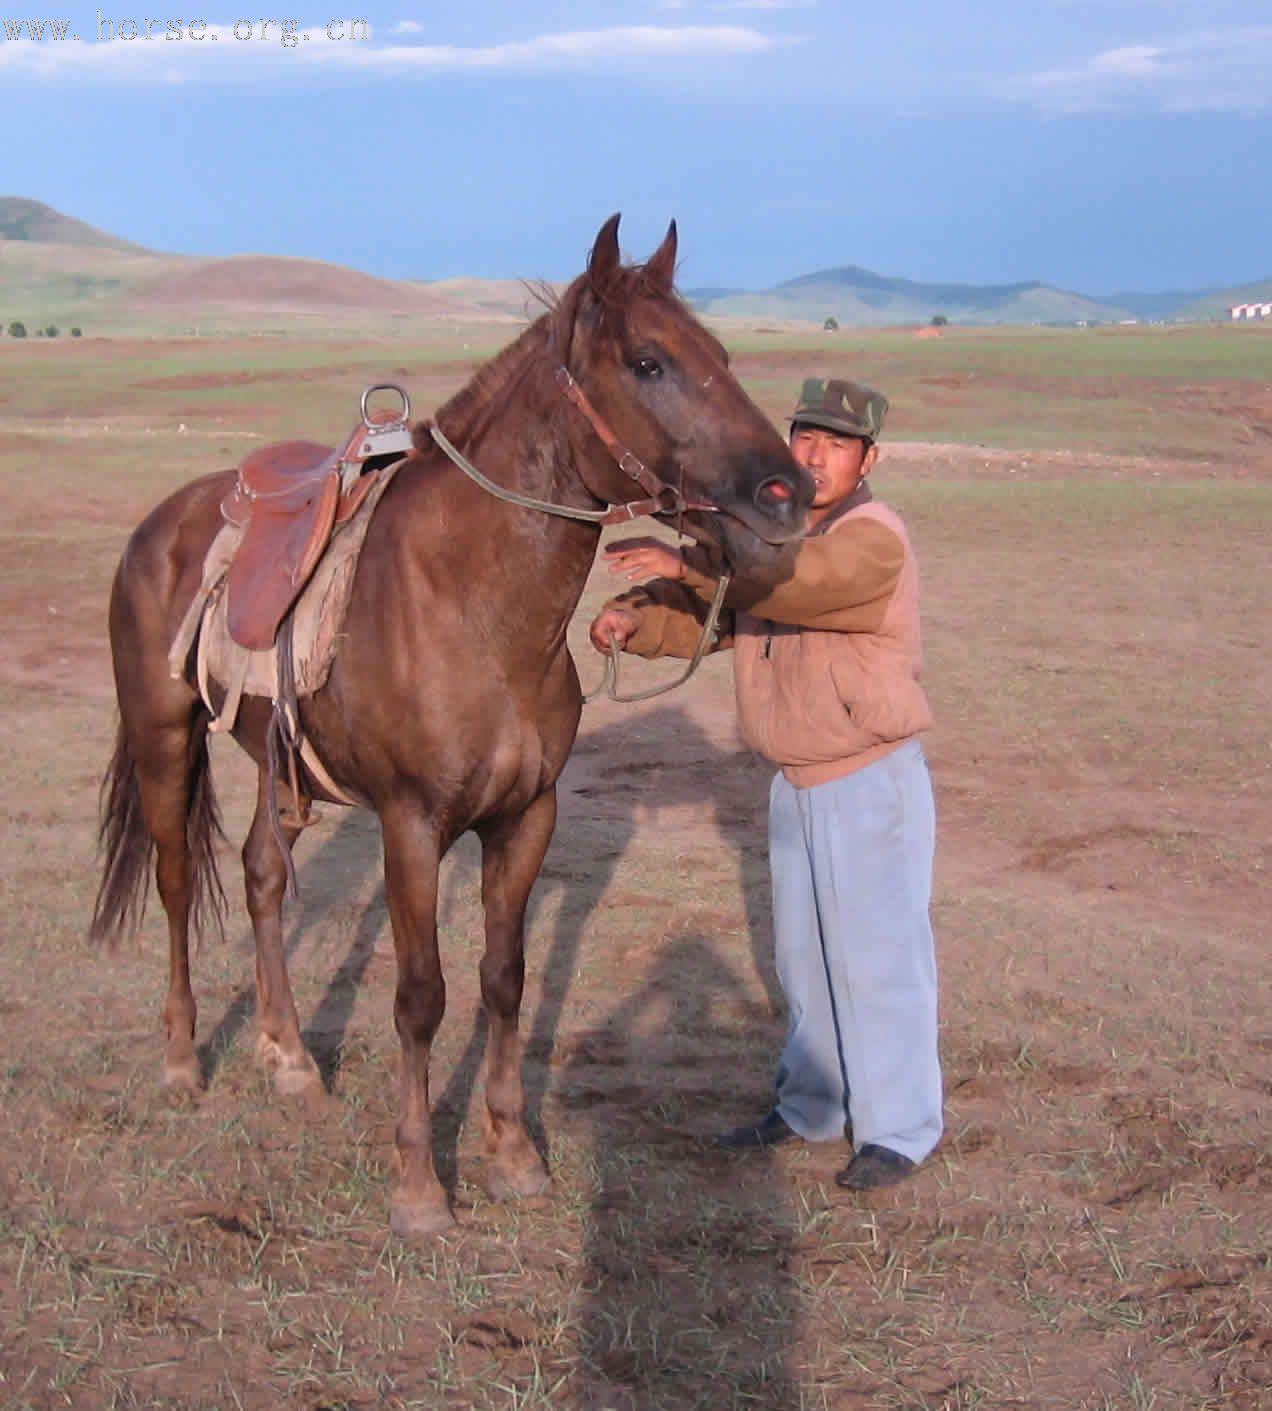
[644,220,678,294]
[588,213,623,297]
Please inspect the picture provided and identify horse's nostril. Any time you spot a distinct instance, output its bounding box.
[757,477,794,505]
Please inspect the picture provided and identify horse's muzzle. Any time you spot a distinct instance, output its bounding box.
[737,465,812,544]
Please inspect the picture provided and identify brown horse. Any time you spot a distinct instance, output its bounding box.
[90,215,812,1236]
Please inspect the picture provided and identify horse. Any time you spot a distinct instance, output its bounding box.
[90,214,813,1236]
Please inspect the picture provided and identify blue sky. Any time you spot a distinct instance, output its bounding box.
[3,1,1270,292]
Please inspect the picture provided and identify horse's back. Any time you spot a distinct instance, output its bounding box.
[112,469,235,657]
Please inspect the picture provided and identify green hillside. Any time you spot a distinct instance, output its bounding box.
[0,196,150,253]
[697,265,1135,326]
[3,197,1269,333]
[1174,279,1272,322]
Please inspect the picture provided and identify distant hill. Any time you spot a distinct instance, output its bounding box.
[0,199,481,331]
[3,197,1269,331]
[0,195,150,254]
[694,264,1135,326]
[1172,278,1272,322]
[132,255,469,317]
[691,263,1272,327]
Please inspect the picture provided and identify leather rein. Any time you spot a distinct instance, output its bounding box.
[427,364,731,703]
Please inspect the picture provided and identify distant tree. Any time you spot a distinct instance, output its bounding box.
[45,324,59,338]
[823,316,839,331]
[71,326,83,337]
[930,314,949,327]
[8,321,26,338]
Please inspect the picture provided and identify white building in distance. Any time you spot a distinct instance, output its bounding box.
[1229,302,1272,319]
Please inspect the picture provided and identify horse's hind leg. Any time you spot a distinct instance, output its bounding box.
[243,768,322,1097]
[140,716,211,1092]
[476,789,556,1201]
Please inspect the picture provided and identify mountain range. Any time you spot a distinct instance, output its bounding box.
[2,197,1268,330]
[686,264,1270,327]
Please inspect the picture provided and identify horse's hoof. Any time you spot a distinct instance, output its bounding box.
[256,1034,322,1098]
[273,1063,324,1099]
[488,1164,554,1203]
[390,1199,456,1239]
[160,1057,202,1094]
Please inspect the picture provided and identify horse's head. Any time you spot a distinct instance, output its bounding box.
[557,214,812,568]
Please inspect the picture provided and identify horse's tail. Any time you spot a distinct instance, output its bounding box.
[89,717,228,946]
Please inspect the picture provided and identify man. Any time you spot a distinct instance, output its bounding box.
[588,378,941,1189]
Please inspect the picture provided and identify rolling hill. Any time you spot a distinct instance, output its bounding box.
[687,264,1272,327]
[0,195,150,254]
[2,197,1268,332]
[0,197,483,332]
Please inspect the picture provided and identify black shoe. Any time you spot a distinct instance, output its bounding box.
[715,1109,800,1150]
[835,1143,916,1190]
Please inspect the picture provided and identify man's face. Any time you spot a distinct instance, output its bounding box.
[790,426,877,512]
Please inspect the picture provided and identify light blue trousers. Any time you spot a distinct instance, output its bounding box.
[770,740,942,1163]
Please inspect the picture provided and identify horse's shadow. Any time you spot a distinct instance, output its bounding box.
[431,704,781,1182]
[201,703,783,1184]
[198,810,384,1088]
[198,703,801,1397]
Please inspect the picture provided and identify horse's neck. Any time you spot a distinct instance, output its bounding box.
[431,328,603,648]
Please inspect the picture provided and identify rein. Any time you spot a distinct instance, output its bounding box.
[582,568,731,705]
[427,364,731,704]
[428,367,718,528]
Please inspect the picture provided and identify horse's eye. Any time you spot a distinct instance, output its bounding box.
[631,356,663,380]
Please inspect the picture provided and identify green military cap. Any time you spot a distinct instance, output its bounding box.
[789,377,888,443]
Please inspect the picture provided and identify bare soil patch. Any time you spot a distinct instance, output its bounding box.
[0,330,1268,1411]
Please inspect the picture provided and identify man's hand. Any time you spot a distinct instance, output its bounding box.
[604,537,685,582]
[588,607,640,653]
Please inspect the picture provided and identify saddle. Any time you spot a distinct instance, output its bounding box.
[220,385,416,650]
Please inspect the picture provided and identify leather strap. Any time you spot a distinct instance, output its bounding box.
[555,367,716,519]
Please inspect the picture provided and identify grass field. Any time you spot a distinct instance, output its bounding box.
[0,321,1269,1410]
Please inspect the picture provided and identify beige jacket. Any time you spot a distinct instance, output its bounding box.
[609,497,932,787]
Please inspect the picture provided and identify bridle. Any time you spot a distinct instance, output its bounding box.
[427,365,719,529]
[426,362,732,703]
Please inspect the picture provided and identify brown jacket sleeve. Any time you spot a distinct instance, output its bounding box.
[603,577,735,660]
[686,518,904,634]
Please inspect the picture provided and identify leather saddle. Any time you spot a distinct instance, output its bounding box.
[221,385,415,650]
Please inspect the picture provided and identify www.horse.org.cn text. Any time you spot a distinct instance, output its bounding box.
[1,15,369,45]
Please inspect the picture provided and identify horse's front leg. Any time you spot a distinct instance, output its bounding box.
[381,803,452,1236]
[476,788,557,1201]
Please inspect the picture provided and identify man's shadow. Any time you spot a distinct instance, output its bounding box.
[561,931,800,1411]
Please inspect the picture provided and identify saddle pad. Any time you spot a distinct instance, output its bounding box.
[171,460,404,722]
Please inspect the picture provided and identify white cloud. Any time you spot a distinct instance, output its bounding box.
[391,21,424,34]
[993,25,1272,111]
[0,22,782,80]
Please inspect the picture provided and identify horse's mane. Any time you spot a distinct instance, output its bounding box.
[431,269,596,446]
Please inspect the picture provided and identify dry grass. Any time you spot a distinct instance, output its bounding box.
[0,324,1268,1410]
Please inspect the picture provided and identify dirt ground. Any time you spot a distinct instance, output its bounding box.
[0,328,1269,1411]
